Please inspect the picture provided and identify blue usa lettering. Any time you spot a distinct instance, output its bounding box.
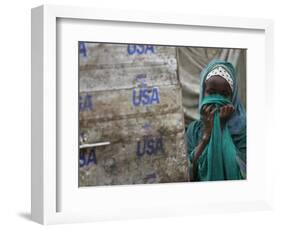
[80,148,97,167]
[127,44,155,55]
[79,94,93,111]
[132,87,160,106]
[136,136,164,157]
[79,42,87,57]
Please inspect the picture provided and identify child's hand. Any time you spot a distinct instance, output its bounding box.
[202,105,217,142]
[219,104,235,125]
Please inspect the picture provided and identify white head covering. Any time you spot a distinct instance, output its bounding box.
[199,60,246,135]
[205,65,234,91]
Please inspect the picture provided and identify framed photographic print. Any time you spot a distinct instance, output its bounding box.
[31,5,274,225]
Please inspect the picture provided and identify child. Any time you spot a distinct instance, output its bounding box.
[186,60,246,181]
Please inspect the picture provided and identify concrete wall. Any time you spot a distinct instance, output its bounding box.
[79,43,188,186]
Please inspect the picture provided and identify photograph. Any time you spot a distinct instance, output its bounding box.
[78,42,247,186]
[29,3,276,225]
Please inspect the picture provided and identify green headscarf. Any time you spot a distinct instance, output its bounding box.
[186,60,246,181]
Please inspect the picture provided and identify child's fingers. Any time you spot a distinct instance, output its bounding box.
[226,105,235,114]
[219,106,225,113]
[220,105,235,119]
[204,105,213,116]
[209,107,217,120]
[210,107,217,116]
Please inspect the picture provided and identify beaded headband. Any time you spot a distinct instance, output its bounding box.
[205,65,234,91]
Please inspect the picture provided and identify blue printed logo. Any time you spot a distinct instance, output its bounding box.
[80,148,97,167]
[79,94,93,111]
[79,42,87,57]
[127,44,155,55]
[136,136,164,157]
[132,87,160,106]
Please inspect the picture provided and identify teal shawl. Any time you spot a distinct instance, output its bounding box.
[186,60,246,181]
[198,94,241,180]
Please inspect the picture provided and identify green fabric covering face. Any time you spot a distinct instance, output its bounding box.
[197,94,241,181]
[186,60,246,181]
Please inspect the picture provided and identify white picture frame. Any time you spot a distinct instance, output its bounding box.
[31,4,274,225]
